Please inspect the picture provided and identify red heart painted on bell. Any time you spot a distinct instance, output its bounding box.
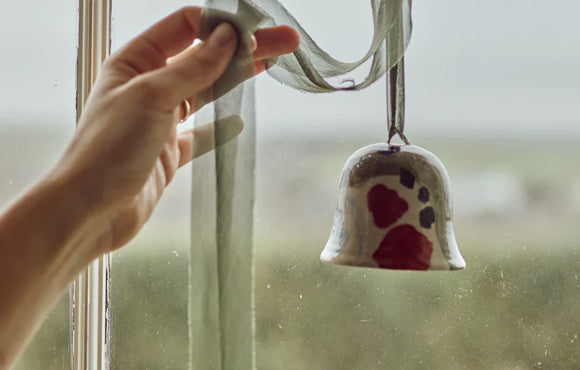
[372,224,433,270]
[367,184,408,229]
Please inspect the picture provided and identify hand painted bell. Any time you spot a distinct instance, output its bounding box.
[321,143,465,271]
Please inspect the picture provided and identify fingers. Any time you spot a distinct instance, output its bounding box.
[108,7,203,75]
[108,9,297,79]
[253,25,300,61]
[179,26,300,113]
[177,115,244,167]
[130,22,239,111]
[113,11,300,115]
[176,56,269,117]
[252,59,275,75]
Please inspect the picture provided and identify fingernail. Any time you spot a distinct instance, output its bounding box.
[209,23,236,48]
[250,35,257,53]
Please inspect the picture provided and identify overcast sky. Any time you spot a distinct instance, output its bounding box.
[0,0,579,137]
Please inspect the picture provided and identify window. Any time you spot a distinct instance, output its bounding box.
[108,1,195,368]
[2,1,77,369]
[6,0,580,368]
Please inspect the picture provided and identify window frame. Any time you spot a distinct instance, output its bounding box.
[71,0,112,368]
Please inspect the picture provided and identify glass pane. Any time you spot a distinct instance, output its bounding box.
[108,0,580,369]
[254,0,580,369]
[108,1,200,368]
[1,0,77,368]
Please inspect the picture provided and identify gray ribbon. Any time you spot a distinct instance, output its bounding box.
[190,1,412,369]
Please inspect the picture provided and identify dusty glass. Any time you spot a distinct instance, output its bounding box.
[108,0,580,369]
[108,1,197,368]
[1,0,77,369]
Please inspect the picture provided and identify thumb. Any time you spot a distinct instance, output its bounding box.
[135,22,239,109]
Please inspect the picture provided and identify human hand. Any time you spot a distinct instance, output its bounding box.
[50,7,299,256]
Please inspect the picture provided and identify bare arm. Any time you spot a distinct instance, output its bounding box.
[0,7,299,368]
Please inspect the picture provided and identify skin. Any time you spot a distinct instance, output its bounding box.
[0,7,299,368]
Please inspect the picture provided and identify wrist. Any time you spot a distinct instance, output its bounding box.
[0,168,105,305]
[0,169,105,366]
[39,169,107,263]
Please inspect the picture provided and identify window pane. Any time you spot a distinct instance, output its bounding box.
[107,0,580,369]
[254,138,580,369]
[255,1,580,369]
[1,0,77,368]
[108,1,198,368]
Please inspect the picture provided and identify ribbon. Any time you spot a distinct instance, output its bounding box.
[190,1,412,369]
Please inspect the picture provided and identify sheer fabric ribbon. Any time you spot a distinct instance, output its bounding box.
[190,1,412,369]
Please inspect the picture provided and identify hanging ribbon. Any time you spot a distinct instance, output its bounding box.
[190,1,412,369]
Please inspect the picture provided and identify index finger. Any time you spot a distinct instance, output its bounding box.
[109,7,203,76]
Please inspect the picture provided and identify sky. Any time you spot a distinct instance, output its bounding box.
[0,0,579,138]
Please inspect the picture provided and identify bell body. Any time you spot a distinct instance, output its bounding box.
[321,143,465,271]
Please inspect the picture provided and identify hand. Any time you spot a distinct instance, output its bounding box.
[51,7,299,256]
[0,8,298,366]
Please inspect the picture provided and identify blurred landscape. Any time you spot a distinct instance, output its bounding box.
[3,0,580,367]
[5,126,580,369]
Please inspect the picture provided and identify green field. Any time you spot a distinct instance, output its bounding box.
[7,128,580,369]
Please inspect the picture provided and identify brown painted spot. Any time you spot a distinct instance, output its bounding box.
[419,207,435,229]
[399,168,415,189]
[418,186,430,203]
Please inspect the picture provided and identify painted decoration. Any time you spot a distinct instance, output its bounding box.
[321,143,466,271]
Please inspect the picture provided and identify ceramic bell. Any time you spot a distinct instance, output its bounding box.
[321,143,465,271]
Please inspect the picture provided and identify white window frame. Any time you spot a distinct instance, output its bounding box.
[71,0,112,369]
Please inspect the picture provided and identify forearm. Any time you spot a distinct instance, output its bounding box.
[0,173,101,368]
